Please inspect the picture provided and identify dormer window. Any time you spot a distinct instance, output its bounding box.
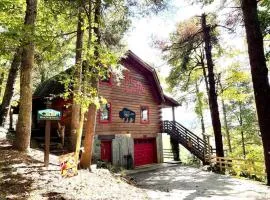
[140,106,149,124]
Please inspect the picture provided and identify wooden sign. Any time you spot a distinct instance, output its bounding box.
[37,108,61,167]
[38,109,61,121]
[119,108,136,123]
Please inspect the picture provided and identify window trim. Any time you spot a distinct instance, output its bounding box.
[140,105,150,124]
[99,102,112,124]
[100,73,112,86]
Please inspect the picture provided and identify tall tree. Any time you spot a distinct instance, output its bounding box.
[15,0,37,151]
[219,81,232,153]
[161,15,224,157]
[201,13,224,158]
[70,6,84,152]
[0,0,24,126]
[0,48,21,126]
[241,0,270,185]
[80,0,101,169]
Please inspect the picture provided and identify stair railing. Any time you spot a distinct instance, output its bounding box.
[162,120,212,162]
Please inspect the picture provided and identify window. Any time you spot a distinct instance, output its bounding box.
[100,73,112,86]
[140,106,149,124]
[99,103,111,123]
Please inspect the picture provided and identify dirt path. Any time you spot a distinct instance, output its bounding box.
[132,165,270,200]
[0,129,147,200]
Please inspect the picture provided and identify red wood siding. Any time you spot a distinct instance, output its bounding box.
[96,61,162,137]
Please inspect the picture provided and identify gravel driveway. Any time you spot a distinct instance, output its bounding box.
[131,165,270,200]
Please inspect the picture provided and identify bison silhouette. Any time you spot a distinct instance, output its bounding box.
[119,108,135,123]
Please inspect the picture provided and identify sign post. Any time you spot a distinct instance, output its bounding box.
[45,118,51,167]
[38,104,61,167]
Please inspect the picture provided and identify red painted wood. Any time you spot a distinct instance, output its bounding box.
[100,141,112,162]
[134,138,156,166]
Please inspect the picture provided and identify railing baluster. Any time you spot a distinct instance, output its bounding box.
[162,120,212,162]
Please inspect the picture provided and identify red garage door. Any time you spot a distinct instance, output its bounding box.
[134,138,157,167]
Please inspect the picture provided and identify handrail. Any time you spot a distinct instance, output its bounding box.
[209,156,266,177]
[162,120,212,162]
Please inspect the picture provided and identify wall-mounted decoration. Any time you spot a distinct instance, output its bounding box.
[119,108,136,123]
[122,72,147,95]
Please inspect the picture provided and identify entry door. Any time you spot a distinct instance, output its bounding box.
[100,141,112,162]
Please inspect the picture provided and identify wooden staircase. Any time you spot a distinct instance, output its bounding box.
[162,120,212,164]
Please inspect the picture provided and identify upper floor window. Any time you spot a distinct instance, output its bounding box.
[140,106,149,124]
[100,73,112,86]
[99,103,111,123]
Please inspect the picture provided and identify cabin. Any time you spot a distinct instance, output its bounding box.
[32,50,180,168]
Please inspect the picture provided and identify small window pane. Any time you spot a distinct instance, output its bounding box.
[141,106,149,123]
[100,103,111,122]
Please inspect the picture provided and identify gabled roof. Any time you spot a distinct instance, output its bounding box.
[123,50,180,106]
[122,50,165,103]
[34,50,180,107]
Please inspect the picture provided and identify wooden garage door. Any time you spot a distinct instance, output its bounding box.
[134,138,156,166]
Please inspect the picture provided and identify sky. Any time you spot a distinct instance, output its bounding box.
[124,1,221,131]
[123,0,253,135]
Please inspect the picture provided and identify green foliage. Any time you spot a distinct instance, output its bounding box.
[218,62,263,162]
[258,0,270,60]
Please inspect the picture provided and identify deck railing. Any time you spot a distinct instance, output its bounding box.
[208,156,266,178]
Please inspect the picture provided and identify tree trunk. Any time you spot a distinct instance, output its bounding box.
[15,0,37,151]
[195,80,206,140]
[70,8,84,151]
[218,75,231,154]
[241,0,270,185]
[80,104,97,168]
[221,98,232,153]
[201,14,224,158]
[0,71,5,97]
[201,50,209,94]
[80,0,101,169]
[239,103,246,159]
[74,108,85,164]
[0,48,22,126]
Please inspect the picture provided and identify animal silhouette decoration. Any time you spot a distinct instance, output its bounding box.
[119,108,136,123]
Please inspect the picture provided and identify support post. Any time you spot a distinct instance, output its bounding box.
[44,120,51,167]
[170,106,180,161]
[44,100,52,167]
[172,106,175,122]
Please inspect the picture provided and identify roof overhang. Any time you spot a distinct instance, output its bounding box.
[162,95,181,108]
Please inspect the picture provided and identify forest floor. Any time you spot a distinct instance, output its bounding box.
[1,127,269,200]
[0,128,147,200]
